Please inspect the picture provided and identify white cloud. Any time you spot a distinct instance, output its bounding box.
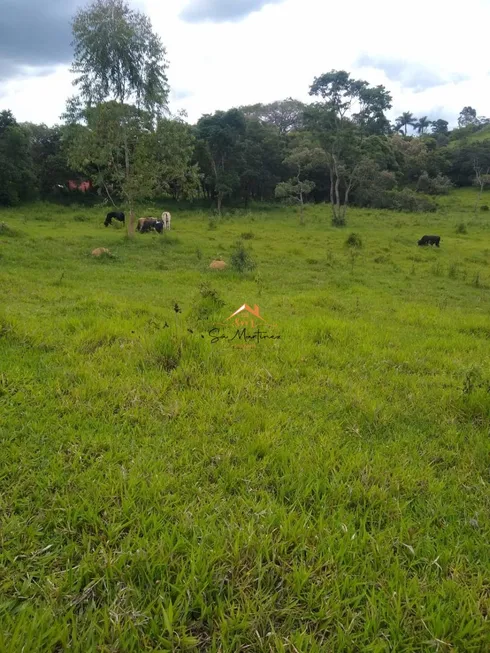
[0,0,489,127]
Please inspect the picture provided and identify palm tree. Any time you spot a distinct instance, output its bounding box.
[394,112,418,136]
[415,116,431,135]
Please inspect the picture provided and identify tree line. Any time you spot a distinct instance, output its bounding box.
[0,0,489,227]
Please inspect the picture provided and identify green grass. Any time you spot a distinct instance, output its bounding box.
[0,194,489,651]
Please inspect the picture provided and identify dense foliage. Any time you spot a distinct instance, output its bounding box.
[1,0,489,218]
[2,100,489,211]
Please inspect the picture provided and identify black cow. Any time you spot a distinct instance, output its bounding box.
[154,221,164,234]
[418,235,441,247]
[104,211,125,227]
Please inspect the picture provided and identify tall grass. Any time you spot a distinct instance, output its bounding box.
[0,193,489,651]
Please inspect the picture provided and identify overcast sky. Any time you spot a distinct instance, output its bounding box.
[1,0,489,127]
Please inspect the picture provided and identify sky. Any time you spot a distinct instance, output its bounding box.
[1,0,489,127]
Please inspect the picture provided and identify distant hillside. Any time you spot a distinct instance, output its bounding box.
[448,124,490,148]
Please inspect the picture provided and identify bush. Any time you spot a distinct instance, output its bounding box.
[345,233,363,248]
[230,240,256,273]
[376,189,437,213]
[0,222,21,237]
[416,172,453,195]
[481,204,489,212]
[456,223,468,234]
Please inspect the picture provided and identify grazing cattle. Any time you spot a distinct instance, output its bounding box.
[136,217,147,232]
[139,218,159,234]
[155,221,164,234]
[104,211,125,227]
[418,235,441,247]
[161,211,171,230]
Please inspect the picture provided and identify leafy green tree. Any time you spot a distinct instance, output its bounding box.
[239,119,285,204]
[0,116,37,205]
[240,98,305,134]
[431,119,449,134]
[0,110,16,135]
[458,106,478,128]
[308,70,391,225]
[22,123,74,197]
[135,116,201,201]
[275,147,324,223]
[394,112,418,136]
[195,109,246,213]
[67,0,169,234]
[448,142,490,186]
[352,85,393,136]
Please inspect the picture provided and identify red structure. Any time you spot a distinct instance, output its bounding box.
[68,180,91,192]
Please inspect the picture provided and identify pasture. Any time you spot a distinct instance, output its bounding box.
[0,193,489,651]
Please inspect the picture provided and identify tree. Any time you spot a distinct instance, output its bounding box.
[195,109,246,213]
[352,85,393,136]
[0,116,37,205]
[0,110,17,135]
[22,123,74,197]
[458,106,478,128]
[135,115,201,201]
[239,119,285,204]
[240,98,305,134]
[308,70,392,225]
[415,116,431,135]
[394,112,418,136]
[473,159,490,215]
[431,119,449,135]
[67,0,169,234]
[275,147,323,223]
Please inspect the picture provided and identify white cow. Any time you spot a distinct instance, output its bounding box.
[161,211,172,230]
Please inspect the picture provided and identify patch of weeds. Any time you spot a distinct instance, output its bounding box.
[481,204,489,212]
[240,232,255,240]
[306,258,319,265]
[456,223,468,234]
[345,233,363,248]
[230,240,256,273]
[195,248,203,261]
[431,262,443,277]
[199,283,225,308]
[208,218,218,231]
[448,263,459,279]
[473,271,482,288]
[0,222,21,237]
[462,367,490,395]
[73,214,90,222]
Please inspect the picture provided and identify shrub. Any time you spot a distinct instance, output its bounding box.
[345,233,363,248]
[416,172,453,195]
[377,189,437,213]
[456,223,468,234]
[230,240,256,273]
[481,204,489,212]
[0,222,20,237]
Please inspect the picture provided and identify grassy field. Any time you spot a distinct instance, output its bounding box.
[0,193,489,652]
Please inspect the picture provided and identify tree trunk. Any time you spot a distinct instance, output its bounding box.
[217,193,222,215]
[328,161,337,223]
[122,120,135,238]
